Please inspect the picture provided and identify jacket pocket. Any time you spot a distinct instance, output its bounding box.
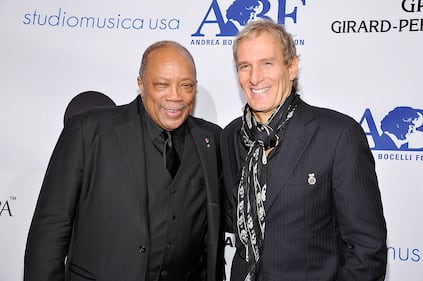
[68,263,96,280]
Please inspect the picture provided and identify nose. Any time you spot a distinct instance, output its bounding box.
[166,85,182,101]
[249,66,264,86]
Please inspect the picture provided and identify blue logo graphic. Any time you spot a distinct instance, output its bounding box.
[192,0,306,37]
[360,107,423,151]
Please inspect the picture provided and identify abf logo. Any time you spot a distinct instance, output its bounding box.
[192,0,306,37]
[360,107,423,151]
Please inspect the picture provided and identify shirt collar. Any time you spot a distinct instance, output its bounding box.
[143,110,186,141]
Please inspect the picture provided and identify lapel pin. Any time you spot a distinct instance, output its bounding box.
[308,173,316,185]
[205,137,211,148]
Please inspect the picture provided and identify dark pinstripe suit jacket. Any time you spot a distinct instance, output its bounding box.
[221,97,387,281]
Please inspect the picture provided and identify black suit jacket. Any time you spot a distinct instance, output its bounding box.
[221,97,387,281]
[24,96,223,281]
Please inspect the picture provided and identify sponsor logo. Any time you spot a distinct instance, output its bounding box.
[360,107,423,151]
[20,2,308,44]
[360,107,423,161]
[227,234,423,264]
[225,233,236,248]
[22,8,180,31]
[331,0,423,33]
[402,0,423,13]
[388,246,422,263]
[190,0,307,46]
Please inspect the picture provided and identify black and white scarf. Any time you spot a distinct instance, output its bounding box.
[237,92,298,281]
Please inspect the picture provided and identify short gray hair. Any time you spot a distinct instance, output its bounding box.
[138,40,196,81]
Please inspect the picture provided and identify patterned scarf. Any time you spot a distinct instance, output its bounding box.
[237,92,298,281]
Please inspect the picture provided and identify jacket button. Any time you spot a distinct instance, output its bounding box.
[138,245,146,252]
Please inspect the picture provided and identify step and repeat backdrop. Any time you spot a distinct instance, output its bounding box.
[0,0,422,280]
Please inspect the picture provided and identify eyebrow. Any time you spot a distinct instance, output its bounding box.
[237,56,277,65]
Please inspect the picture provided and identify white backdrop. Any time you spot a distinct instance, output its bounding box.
[1,0,422,280]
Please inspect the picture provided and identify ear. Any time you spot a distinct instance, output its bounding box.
[288,56,299,81]
[137,76,144,97]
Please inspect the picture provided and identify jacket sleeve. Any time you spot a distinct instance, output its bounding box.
[333,121,387,281]
[220,126,239,234]
[24,115,85,281]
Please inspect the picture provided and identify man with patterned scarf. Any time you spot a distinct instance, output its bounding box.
[221,19,387,281]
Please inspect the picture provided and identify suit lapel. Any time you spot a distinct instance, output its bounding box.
[186,118,220,279]
[265,103,318,212]
[187,118,219,205]
[114,99,149,231]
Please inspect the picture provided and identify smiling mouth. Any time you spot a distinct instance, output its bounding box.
[251,87,270,94]
[165,108,180,113]
[163,105,185,114]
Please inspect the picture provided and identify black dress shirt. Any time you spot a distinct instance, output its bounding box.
[142,112,207,281]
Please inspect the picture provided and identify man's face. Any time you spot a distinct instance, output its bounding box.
[236,31,298,123]
[138,47,196,131]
